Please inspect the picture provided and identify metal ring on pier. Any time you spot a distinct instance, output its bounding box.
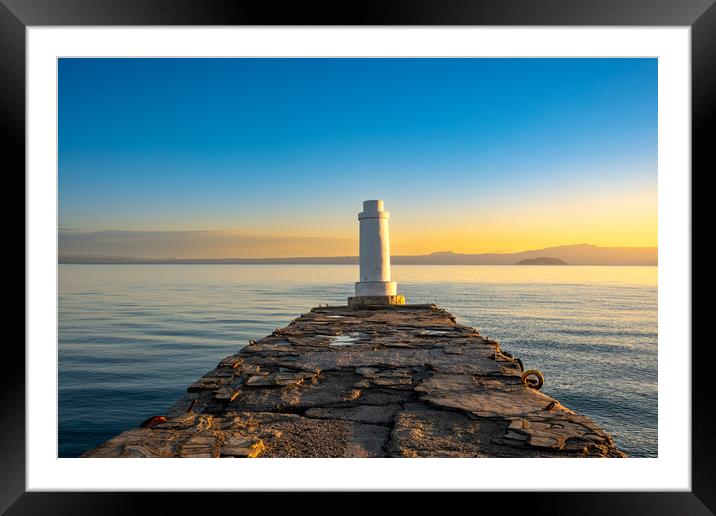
[521,369,544,390]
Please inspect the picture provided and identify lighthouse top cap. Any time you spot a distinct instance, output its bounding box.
[363,199,384,212]
[359,199,389,220]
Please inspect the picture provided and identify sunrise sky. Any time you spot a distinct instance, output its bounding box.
[59,58,657,258]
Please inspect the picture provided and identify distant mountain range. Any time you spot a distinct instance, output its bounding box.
[59,244,657,266]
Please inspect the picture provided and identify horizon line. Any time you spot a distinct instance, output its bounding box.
[58,242,658,265]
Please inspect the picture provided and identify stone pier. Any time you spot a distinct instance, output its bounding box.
[83,304,626,458]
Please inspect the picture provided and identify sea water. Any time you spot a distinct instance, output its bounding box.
[58,264,657,457]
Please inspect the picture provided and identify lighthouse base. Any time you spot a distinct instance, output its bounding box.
[349,282,403,306]
[354,281,397,297]
[347,294,406,307]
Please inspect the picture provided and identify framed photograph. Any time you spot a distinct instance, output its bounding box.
[8,0,710,513]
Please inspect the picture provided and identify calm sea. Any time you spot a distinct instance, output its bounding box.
[58,264,657,458]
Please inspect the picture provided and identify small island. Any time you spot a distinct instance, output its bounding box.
[516,257,568,266]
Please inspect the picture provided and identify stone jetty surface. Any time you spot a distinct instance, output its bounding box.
[83,304,626,458]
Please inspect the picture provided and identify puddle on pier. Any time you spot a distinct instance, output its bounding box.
[328,332,364,346]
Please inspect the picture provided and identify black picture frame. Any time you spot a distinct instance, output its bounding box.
[5,0,710,513]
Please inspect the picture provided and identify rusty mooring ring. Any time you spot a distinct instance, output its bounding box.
[521,369,544,390]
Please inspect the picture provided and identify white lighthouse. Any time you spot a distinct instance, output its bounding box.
[348,200,405,306]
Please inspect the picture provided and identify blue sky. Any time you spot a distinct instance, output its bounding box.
[58,58,657,257]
